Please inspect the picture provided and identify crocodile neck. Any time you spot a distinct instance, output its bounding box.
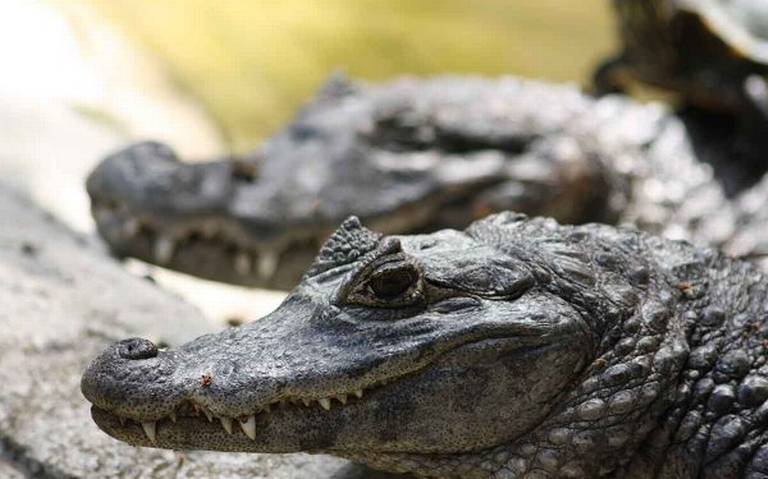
[617,255,768,478]
[345,251,768,478]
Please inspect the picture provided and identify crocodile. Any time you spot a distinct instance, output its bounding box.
[86,75,768,290]
[83,212,768,478]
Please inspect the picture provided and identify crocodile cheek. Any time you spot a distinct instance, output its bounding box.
[328,334,592,454]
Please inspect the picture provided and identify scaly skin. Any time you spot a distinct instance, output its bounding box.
[83,212,768,478]
[86,76,617,289]
[87,75,768,289]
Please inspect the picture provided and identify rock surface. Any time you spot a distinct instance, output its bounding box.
[0,0,287,327]
[0,184,365,478]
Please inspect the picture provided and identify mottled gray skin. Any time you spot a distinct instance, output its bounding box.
[595,0,768,116]
[86,75,768,290]
[83,212,768,478]
[86,76,616,289]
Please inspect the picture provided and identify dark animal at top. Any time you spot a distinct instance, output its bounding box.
[82,212,768,478]
[595,0,768,128]
[86,75,768,290]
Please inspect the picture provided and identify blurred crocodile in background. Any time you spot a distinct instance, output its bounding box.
[87,75,768,290]
[83,211,768,478]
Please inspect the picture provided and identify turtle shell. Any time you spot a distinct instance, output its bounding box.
[686,0,768,63]
[610,0,768,111]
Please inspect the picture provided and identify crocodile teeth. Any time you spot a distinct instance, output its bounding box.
[257,252,278,279]
[169,411,177,423]
[142,421,157,443]
[202,408,214,422]
[123,219,140,237]
[201,222,218,238]
[302,398,312,407]
[220,417,233,434]
[239,415,256,440]
[235,252,252,275]
[353,389,363,399]
[154,236,175,264]
[318,398,331,411]
[337,394,348,405]
[262,404,271,413]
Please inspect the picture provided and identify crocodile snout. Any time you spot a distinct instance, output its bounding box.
[81,337,187,422]
[117,338,159,360]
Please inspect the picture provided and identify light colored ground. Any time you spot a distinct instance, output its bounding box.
[0,1,284,325]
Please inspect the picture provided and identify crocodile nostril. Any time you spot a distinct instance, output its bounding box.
[117,338,158,360]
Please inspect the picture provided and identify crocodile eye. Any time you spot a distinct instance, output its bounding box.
[347,262,423,308]
[369,267,418,299]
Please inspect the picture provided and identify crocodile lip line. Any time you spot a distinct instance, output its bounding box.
[92,377,391,444]
[89,329,557,448]
[91,199,290,280]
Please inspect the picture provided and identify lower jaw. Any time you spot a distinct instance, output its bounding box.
[91,406,318,453]
[91,406,476,467]
[93,405,472,479]
[99,228,318,290]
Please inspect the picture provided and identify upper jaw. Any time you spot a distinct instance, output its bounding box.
[82,283,576,452]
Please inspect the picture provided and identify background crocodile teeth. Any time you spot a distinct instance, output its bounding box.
[169,411,177,423]
[336,394,347,405]
[234,252,252,275]
[122,219,140,237]
[201,222,218,238]
[301,398,312,407]
[141,421,157,443]
[318,398,331,410]
[353,389,363,398]
[257,252,278,279]
[239,415,256,439]
[153,236,175,264]
[219,416,233,434]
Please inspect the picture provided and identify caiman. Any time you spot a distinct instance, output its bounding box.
[83,212,768,478]
[86,76,768,290]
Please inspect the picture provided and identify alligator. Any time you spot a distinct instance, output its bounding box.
[83,212,768,478]
[86,75,768,290]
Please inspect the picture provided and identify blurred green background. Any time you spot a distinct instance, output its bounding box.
[94,0,614,152]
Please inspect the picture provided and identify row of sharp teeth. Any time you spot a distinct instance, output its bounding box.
[131,389,365,444]
[94,209,282,279]
[151,233,280,279]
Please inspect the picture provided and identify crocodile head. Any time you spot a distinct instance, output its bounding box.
[82,213,690,478]
[86,76,616,290]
